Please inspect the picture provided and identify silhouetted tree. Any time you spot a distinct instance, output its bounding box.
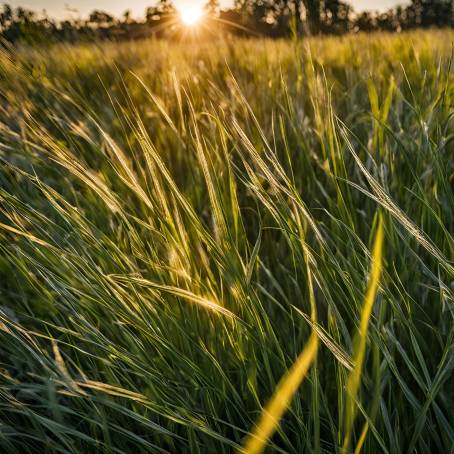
[376,10,397,31]
[321,0,352,34]
[89,10,115,27]
[303,0,321,34]
[145,6,158,23]
[0,4,13,30]
[354,10,376,32]
[123,10,132,24]
[1,0,453,44]
[409,0,453,27]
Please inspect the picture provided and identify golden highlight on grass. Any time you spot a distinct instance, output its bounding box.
[343,214,385,453]
[0,221,51,247]
[242,238,319,454]
[354,422,369,454]
[242,332,318,454]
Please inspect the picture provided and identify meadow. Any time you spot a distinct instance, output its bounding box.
[0,30,453,453]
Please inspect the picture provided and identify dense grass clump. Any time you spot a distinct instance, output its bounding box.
[0,31,453,453]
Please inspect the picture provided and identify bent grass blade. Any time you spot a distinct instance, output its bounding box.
[242,240,319,454]
[343,214,385,453]
[242,332,318,454]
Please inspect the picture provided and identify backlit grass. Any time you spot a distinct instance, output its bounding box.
[0,30,453,453]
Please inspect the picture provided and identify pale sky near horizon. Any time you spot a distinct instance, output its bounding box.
[4,1,409,19]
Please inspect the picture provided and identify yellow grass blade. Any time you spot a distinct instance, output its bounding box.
[242,236,318,454]
[0,221,51,247]
[343,213,384,452]
[242,332,318,454]
[354,422,369,454]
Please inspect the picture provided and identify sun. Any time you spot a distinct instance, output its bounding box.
[179,5,204,26]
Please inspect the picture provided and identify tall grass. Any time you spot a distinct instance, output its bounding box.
[0,30,453,453]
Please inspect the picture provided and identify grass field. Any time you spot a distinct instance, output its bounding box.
[0,30,453,453]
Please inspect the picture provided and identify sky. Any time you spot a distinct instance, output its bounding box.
[4,1,409,20]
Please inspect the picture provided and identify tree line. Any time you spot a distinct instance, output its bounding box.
[0,0,453,44]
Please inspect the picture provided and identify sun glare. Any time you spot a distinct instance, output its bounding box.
[180,5,203,26]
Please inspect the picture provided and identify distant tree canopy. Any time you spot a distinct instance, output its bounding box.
[0,0,453,44]
[88,10,115,26]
